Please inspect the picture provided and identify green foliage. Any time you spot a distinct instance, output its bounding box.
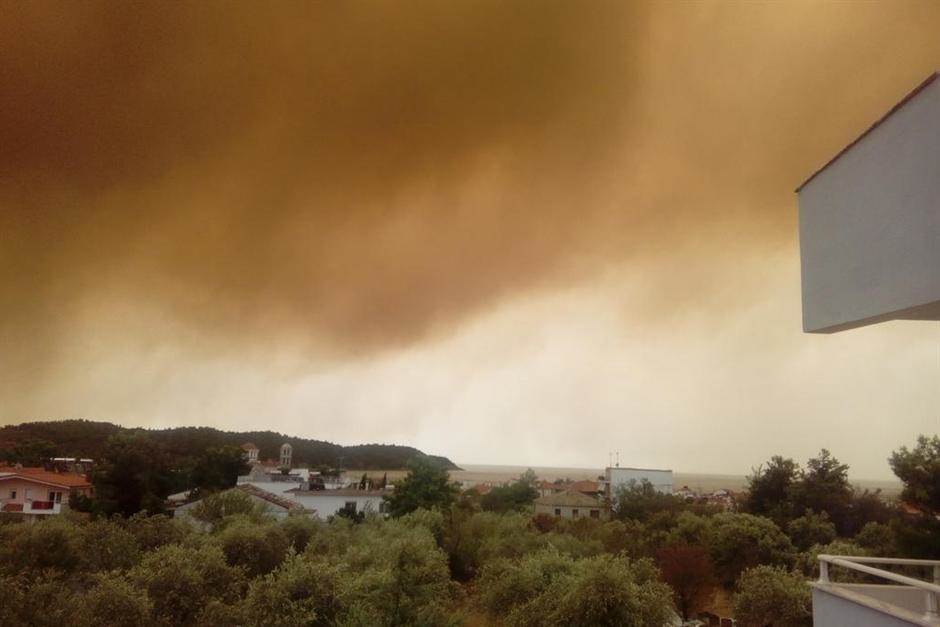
[189,488,272,527]
[1,437,58,465]
[795,540,869,581]
[190,444,251,495]
[890,434,940,512]
[215,518,290,577]
[385,456,460,517]
[480,477,539,514]
[280,513,323,553]
[786,510,837,551]
[892,514,940,559]
[0,516,83,576]
[0,419,459,473]
[477,550,675,626]
[73,572,153,627]
[612,479,688,523]
[240,553,342,626]
[788,449,853,533]
[124,511,192,551]
[129,542,244,625]
[855,521,897,555]
[93,432,176,517]
[670,512,796,586]
[732,565,811,626]
[79,518,141,571]
[743,455,800,524]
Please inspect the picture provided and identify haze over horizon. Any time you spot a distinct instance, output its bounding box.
[3,2,939,480]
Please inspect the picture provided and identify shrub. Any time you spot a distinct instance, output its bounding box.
[733,565,811,626]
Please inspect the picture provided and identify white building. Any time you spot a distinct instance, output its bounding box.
[604,466,673,497]
[285,488,390,518]
[798,72,940,626]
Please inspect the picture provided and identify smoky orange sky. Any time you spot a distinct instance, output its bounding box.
[2,1,938,479]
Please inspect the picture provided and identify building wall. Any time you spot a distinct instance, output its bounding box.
[174,493,293,520]
[534,502,608,521]
[0,478,90,507]
[798,76,940,333]
[812,585,927,627]
[606,467,673,495]
[289,494,387,518]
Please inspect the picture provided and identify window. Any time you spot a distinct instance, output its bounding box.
[572,509,579,518]
[554,508,561,516]
[344,501,357,513]
[9,490,15,499]
[589,509,600,519]
[48,491,62,503]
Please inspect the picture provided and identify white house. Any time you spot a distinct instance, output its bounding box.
[534,489,609,521]
[284,488,391,518]
[604,466,674,497]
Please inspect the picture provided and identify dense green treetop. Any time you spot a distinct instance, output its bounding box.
[0,419,459,470]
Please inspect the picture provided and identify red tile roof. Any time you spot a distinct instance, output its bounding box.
[796,72,939,192]
[0,468,92,489]
[568,480,600,494]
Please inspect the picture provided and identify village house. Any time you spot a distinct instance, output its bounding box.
[0,467,93,521]
[285,487,391,518]
[534,489,609,521]
[174,483,308,521]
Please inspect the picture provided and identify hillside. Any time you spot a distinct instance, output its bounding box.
[0,419,460,470]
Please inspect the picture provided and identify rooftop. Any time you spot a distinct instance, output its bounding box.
[535,489,607,508]
[0,468,92,489]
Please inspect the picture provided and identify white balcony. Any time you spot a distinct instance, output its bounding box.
[813,555,940,626]
[23,500,64,515]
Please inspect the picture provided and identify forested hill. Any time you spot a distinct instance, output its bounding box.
[0,420,460,470]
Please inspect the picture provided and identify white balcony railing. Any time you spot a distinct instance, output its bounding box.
[817,554,940,625]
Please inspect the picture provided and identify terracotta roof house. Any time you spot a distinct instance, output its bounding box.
[0,468,93,520]
[568,480,601,496]
[534,489,609,521]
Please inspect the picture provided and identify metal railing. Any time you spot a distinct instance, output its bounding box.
[818,554,940,623]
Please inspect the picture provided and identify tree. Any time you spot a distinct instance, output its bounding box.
[855,521,897,556]
[612,479,686,523]
[385,456,459,517]
[679,512,796,587]
[656,544,717,620]
[93,433,176,516]
[73,573,152,627]
[129,542,243,625]
[786,510,836,552]
[733,565,811,627]
[789,449,852,533]
[216,518,290,577]
[477,550,675,626]
[190,445,250,495]
[743,455,800,524]
[480,480,539,514]
[890,435,940,513]
[189,488,271,527]
[2,437,57,466]
[239,553,342,626]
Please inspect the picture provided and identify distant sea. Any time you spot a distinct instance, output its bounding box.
[449,464,904,497]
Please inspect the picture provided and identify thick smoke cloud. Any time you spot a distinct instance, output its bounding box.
[2,2,940,440]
